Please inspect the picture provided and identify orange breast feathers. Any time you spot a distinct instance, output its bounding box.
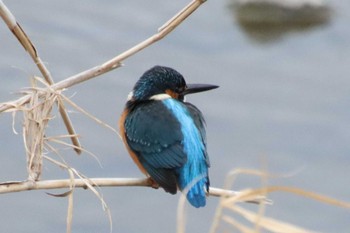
[119,108,148,175]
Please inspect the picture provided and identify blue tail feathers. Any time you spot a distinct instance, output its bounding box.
[186,179,207,208]
[178,172,208,208]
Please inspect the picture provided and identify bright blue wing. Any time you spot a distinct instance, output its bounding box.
[183,102,210,207]
[185,102,210,167]
[161,99,210,207]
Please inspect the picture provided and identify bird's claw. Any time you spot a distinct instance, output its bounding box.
[147,177,160,190]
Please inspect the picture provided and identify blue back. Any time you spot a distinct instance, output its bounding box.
[162,98,209,207]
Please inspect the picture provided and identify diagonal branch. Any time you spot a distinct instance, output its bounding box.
[0,0,207,113]
[49,0,207,91]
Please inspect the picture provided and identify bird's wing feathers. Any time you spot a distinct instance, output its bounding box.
[125,101,188,168]
[124,100,209,194]
[124,100,188,193]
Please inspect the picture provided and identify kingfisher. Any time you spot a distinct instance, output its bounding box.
[119,65,218,208]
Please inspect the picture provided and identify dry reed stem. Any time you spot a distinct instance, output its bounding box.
[66,169,75,233]
[176,192,188,233]
[226,205,318,233]
[23,80,57,181]
[0,174,266,233]
[0,178,263,203]
[209,168,271,233]
[222,215,255,233]
[0,0,206,114]
[0,0,81,153]
[58,94,118,136]
[45,137,103,167]
[235,186,350,209]
[209,169,350,233]
[51,0,206,91]
[0,178,150,194]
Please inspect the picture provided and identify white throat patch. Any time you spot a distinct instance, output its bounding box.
[127,91,134,101]
[150,93,172,100]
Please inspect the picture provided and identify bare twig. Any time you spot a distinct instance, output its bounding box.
[51,0,207,91]
[0,0,81,154]
[0,0,207,113]
[0,178,267,204]
[0,178,150,194]
[66,169,75,233]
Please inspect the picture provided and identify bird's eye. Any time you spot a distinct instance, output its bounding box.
[177,86,185,94]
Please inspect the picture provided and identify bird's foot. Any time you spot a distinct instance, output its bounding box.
[147,177,160,190]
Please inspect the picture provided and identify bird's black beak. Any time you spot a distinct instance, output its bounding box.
[183,84,219,95]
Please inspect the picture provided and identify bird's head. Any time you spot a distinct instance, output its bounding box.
[127,66,218,103]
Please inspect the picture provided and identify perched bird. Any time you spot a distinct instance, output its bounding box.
[119,65,218,208]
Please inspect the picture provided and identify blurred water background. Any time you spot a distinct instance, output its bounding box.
[0,0,350,232]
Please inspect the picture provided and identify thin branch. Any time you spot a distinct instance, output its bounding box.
[0,0,206,113]
[52,0,206,91]
[66,169,75,233]
[0,177,267,204]
[0,178,150,194]
[0,0,81,153]
[0,1,50,81]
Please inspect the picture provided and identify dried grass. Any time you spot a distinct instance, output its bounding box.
[44,155,113,233]
[22,78,57,181]
[208,169,350,233]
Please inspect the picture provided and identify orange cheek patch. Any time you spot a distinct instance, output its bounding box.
[165,89,179,99]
